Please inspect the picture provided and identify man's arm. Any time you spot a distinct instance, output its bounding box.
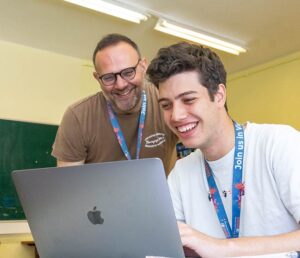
[52,106,88,166]
[178,222,300,258]
[57,160,85,167]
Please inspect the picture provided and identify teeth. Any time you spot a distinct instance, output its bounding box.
[113,88,132,96]
[118,90,130,96]
[177,123,197,133]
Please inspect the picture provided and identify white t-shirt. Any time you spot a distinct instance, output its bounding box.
[168,122,300,238]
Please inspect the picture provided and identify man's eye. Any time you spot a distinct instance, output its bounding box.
[160,103,172,110]
[102,74,115,82]
[183,98,196,104]
[121,69,135,78]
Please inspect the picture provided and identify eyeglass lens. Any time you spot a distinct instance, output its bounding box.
[99,59,140,86]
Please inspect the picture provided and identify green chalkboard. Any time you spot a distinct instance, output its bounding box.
[0,119,58,220]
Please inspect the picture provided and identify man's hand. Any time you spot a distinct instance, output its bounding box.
[178,222,226,258]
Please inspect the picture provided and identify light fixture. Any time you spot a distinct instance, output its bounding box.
[64,0,148,24]
[154,19,246,55]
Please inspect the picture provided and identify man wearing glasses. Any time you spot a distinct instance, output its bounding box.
[52,34,177,174]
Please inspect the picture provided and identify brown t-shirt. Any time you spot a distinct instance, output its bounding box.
[52,84,177,175]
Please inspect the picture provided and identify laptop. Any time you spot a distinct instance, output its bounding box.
[12,158,186,258]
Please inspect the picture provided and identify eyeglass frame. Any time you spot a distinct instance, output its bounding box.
[97,59,141,86]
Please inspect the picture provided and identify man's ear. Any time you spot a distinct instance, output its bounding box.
[215,84,227,107]
[93,72,99,81]
[139,57,148,72]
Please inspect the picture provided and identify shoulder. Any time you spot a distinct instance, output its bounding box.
[67,92,103,113]
[63,92,106,120]
[245,122,300,151]
[168,150,205,194]
[246,122,299,139]
[169,149,203,181]
[247,122,298,132]
[60,92,105,125]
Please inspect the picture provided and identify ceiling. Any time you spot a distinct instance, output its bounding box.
[1,0,299,73]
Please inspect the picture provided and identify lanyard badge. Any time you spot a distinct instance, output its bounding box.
[107,90,147,160]
[205,122,245,238]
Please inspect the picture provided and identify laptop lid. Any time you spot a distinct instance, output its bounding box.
[12,158,185,258]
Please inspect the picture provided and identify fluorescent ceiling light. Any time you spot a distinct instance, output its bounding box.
[155,19,246,55]
[64,0,148,24]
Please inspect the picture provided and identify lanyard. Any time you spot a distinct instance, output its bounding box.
[204,122,245,238]
[106,90,147,160]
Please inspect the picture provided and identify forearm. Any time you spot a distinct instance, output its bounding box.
[223,229,300,257]
[57,160,85,167]
[179,222,300,258]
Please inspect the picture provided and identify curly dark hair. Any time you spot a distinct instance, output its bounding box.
[93,33,141,66]
[147,42,227,111]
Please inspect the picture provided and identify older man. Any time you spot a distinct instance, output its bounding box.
[52,34,177,174]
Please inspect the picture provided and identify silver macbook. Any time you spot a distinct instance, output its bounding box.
[12,158,185,258]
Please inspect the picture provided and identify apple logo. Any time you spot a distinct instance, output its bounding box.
[87,206,104,225]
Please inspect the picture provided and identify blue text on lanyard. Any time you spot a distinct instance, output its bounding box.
[107,90,147,160]
[204,122,245,238]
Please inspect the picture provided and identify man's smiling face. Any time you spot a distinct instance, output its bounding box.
[94,42,147,111]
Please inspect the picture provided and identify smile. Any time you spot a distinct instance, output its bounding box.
[114,88,134,97]
[117,90,130,96]
[176,122,198,133]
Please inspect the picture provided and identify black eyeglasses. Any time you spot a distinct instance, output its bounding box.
[98,59,141,86]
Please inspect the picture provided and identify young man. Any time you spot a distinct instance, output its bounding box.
[147,42,300,257]
[52,34,177,174]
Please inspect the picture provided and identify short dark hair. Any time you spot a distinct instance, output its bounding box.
[92,33,141,67]
[147,42,228,111]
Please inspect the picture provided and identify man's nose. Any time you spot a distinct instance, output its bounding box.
[114,74,128,90]
[171,103,187,122]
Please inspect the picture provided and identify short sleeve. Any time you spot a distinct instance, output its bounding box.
[52,107,87,162]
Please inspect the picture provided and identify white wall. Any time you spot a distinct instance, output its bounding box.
[0,39,98,125]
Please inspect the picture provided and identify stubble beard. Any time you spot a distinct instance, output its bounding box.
[116,92,139,111]
[107,85,142,112]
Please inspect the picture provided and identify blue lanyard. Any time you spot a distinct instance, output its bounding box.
[204,122,245,238]
[106,90,147,160]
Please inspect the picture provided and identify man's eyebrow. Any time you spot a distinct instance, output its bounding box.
[158,98,169,104]
[158,91,198,103]
[175,91,198,99]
